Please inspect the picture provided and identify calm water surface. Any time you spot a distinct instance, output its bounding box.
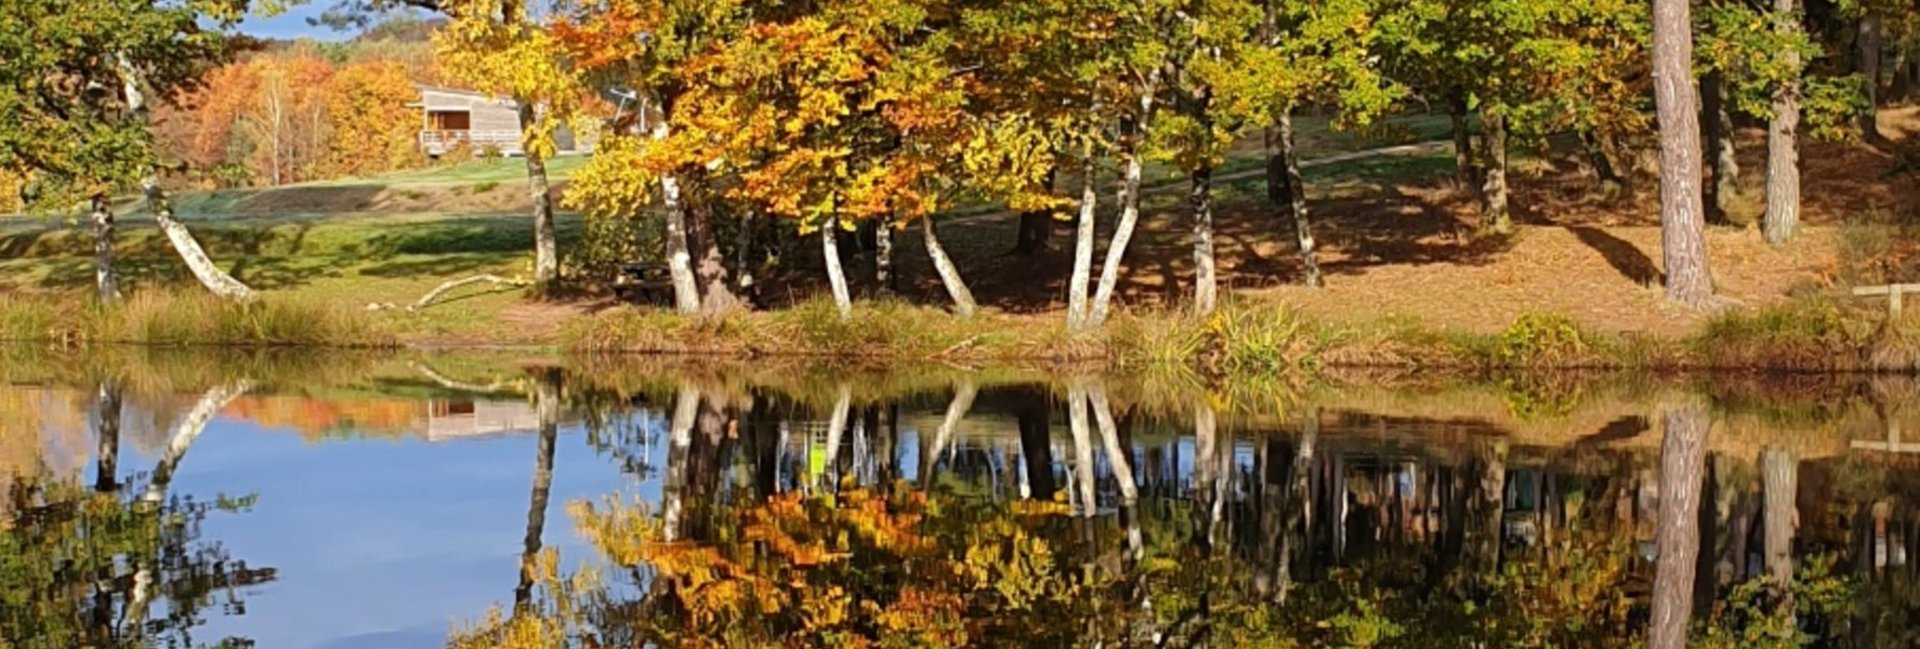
[3,350,1919,647]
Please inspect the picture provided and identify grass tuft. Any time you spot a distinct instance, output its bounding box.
[1693,297,1876,371]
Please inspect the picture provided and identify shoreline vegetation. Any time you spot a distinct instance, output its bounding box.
[5,291,1918,374]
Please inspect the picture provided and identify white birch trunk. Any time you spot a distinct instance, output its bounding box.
[922,217,977,318]
[1067,145,1098,331]
[821,217,853,320]
[90,196,120,303]
[119,57,255,301]
[145,180,256,301]
[1090,109,1151,327]
[652,110,701,313]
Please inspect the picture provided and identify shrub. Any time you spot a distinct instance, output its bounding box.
[1494,313,1591,368]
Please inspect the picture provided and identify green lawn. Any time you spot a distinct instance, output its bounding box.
[305,154,592,187]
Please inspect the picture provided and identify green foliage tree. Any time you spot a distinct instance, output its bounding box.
[0,0,260,302]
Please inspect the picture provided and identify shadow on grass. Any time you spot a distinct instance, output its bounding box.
[1569,226,1661,286]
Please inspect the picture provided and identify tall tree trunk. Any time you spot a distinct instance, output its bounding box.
[1191,163,1218,316]
[1278,111,1321,287]
[93,383,122,492]
[1449,92,1479,190]
[145,180,255,300]
[873,217,894,298]
[921,217,976,318]
[89,196,121,303]
[1090,107,1152,328]
[1013,168,1057,255]
[1764,0,1803,245]
[120,54,254,301]
[686,194,740,313]
[1701,69,1740,224]
[1652,0,1717,307]
[1479,110,1512,233]
[1762,447,1796,592]
[515,376,559,611]
[1581,129,1628,194]
[1068,147,1098,331]
[1649,402,1709,649]
[1860,12,1883,139]
[821,216,853,320]
[518,102,558,291]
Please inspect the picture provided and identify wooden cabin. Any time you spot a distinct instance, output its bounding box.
[413,85,523,157]
[411,85,589,158]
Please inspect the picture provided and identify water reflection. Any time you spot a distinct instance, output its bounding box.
[3,350,1920,647]
[2,378,273,648]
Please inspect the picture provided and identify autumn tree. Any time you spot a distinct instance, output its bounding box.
[323,61,427,177]
[1700,0,1864,244]
[0,0,258,301]
[434,0,586,293]
[239,53,334,185]
[556,0,754,314]
[1251,0,1399,288]
[1380,0,1651,233]
[949,0,1111,330]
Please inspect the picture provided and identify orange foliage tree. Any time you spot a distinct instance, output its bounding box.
[154,45,434,189]
[322,61,427,177]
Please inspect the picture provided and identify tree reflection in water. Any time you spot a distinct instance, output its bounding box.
[448,374,1920,649]
[1,380,272,649]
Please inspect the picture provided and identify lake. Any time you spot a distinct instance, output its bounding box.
[2,348,1917,647]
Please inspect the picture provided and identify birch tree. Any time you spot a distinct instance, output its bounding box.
[0,0,258,301]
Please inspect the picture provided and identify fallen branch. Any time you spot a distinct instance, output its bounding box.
[409,274,530,312]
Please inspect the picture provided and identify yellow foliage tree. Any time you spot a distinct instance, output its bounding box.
[434,0,588,288]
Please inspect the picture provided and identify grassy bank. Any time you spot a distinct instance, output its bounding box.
[6,290,1918,374]
[0,292,395,348]
[558,296,1920,374]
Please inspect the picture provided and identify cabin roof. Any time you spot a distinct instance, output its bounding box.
[409,83,518,110]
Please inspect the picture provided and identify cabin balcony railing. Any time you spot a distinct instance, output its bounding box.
[419,129,522,155]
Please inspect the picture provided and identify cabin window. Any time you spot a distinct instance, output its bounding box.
[428,111,471,131]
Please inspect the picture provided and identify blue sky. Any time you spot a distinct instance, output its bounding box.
[233,3,353,41]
